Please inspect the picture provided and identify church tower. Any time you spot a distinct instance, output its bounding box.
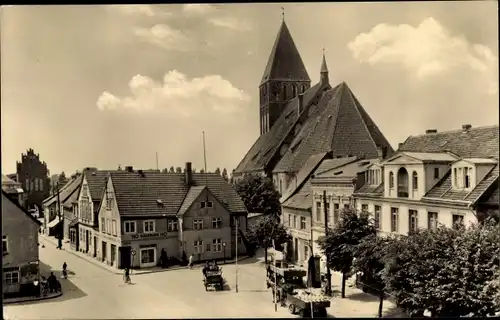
[259,18,311,135]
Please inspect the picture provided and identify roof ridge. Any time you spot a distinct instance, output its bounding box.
[406,124,499,139]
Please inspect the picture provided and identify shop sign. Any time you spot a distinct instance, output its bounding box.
[130,231,168,240]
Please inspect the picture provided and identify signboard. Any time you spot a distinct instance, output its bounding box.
[130,232,168,240]
[131,250,136,256]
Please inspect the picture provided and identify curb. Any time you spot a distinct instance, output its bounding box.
[4,291,62,305]
[40,236,252,275]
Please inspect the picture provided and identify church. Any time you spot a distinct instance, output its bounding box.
[234,19,395,195]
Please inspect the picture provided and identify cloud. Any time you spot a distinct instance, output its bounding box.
[348,17,498,94]
[108,5,170,17]
[182,4,216,15]
[208,17,252,32]
[96,70,250,117]
[133,24,194,51]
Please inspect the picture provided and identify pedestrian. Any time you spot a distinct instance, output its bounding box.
[47,272,57,293]
[124,268,131,284]
[188,254,193,269]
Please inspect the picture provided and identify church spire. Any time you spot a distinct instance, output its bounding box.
[320,49,329,85]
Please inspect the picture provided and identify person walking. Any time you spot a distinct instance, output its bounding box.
[188,254,194,269]
[123,268,131,284]
[62,262,68,279]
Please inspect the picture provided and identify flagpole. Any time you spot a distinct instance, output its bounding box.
[272,239,277,312]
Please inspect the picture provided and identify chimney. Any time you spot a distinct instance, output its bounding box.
[125,166,133,173]
[398,142,403,150]
[462,124,472,131]
[425,129,438,134]
[185,162,193,185]
[138,169,145,177]
[297,93,304,117]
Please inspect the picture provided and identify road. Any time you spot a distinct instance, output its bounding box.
[4,238,294,319]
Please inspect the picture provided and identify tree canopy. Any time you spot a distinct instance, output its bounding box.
[175,167,182,173]
[215,168,221,174]
[381,220,500,317]
[234,173,281,217]
[246,214,291,263]
[169,166,175,173]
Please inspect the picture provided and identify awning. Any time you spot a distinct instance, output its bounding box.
[47,218,62,229]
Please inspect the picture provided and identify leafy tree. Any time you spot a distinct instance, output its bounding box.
[199,169,204,173]
[318,208,376,298]
[175,167,182,173]
[246,215,291,264]
[58,172,67,184]
[161,168,168,173]
[215,167,221,175]
[382,220,500,317]
[222,168,228,181]
[169,166,175,173]
[234,173,281,217]
[192,168,197,173]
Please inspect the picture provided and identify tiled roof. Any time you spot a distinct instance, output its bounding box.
[110,171,247,217]
[44,176,82,207]
[274,82,394,173]
[282,180,312,210]
[398,152,458,162]
[423,164,499,203]
[261,20,310,84]
[62,185,80,209]
[2,191,42,226]
[43,178,74,205]
[280,152,329,203]
[178,186,206,215]
[354,183,384,197]
[84,169,113,202]
[313,156,359,176]
[234,83,323,173]
[399,125,499,159]
[315,158,379,179]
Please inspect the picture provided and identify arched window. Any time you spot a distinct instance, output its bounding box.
[412,171,418,191]
[302,84,307,93]
[389,172,394,189]
[292,84,298,97]
[397,168,409,198]
[283,84,288,100]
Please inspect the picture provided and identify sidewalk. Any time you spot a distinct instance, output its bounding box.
[39,235,251,275]
[4,291,62,305]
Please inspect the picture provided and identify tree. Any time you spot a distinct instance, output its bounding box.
[169,166,175,173]
[234,173,281,217]
[215,167,221,175]
[353,234,393,317]
[58,172,67,184]
[318,208,376,298]
[176,167,182,173]
[381,220,500,317]
[161,168,168,173]
[222,168,228,181]
[192,168,197,173]
[246,215,291,264]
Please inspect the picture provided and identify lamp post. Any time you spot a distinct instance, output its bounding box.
[222,242,227,264]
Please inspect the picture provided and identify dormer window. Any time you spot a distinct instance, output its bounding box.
[397,168,409,198]
[366,168,381,185]
[453,166,474,189]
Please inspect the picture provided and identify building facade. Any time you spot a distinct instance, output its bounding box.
[16,148,51,213]
[2,191,42,296]
[2,174,26,207]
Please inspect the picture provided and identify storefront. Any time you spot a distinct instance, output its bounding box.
[121,231,178,269]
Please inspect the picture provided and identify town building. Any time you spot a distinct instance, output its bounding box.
[2,191,42,297]
[43,175,82,237]
[233,19,394,196]
[93,163,248,269]
[354,124,499,235]
[15,148,51,213]
[2,174,26,207]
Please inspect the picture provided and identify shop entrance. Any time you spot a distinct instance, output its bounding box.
[140,247,156,268]
[119,246,131,269]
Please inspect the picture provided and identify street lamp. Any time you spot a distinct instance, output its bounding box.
[222,242,227,264]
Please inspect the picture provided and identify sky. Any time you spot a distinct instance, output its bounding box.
[1,2,498,176]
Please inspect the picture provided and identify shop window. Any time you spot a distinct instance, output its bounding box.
[212,217,222,229]
[140,248,155,264]
[193,218,204,230]
[124,221,136,234]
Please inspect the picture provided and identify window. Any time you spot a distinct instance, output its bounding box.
[304,244,309,260]
[391,207,399,232]
[193,218,204,230]
[434,168,439,179]
[300,217,306,230]
[279,180,283,195]
[361,204,368,213]
[205,243,211,252]
[344,204,349,209]
[25,178,30,191]
[112,220,117,236]
[140,248,155,264]
[316,201,322,221]
[453,168,458,187]
[4,271,20,285]
[124,221,136,234]
[106,191,114,210]
[292,84,298,97]
[167,220,178,232]
[374,205,381,230]
[200,201,206,208]
[464,167,472,189]
[194,240,203,253]
[452,214,464,229]
[207,201,213,208]
[39,178,44,191]
[143,220,155,233]
[397,168,409,198]
[325,202,330,222]
[293,216,297,229]
[412,172,418,191]
[212,217,222,228]
[34,178,39,191]
[288,214,292,227]
[409,210,418,233]
[389,172,394,189]
[428,212,438,230]
[333,204,340,224]
[2,236,8,255]
[212,239,222,252]
[101,218,106,233]
[107,219,111,234]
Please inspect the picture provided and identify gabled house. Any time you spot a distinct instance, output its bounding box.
[94,163,248,269]
[2,174,26,207]
[354,124,499,235]
[2,191,42,297]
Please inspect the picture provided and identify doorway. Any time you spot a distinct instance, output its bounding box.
[110,245,116,266]
[119,246,131,269]
[102,241,107,262]
[85,230,89,253]
[294,238,298,262]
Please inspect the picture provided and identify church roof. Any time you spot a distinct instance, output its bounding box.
[234,83,323,174]
[261,21,310,84]
[274,82,394,173]
[320,53,328,73]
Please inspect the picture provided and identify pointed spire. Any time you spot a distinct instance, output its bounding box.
[281,7,285,22]
[320,49,329,85]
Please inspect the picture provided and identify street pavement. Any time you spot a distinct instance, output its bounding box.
[4,238,294,319]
